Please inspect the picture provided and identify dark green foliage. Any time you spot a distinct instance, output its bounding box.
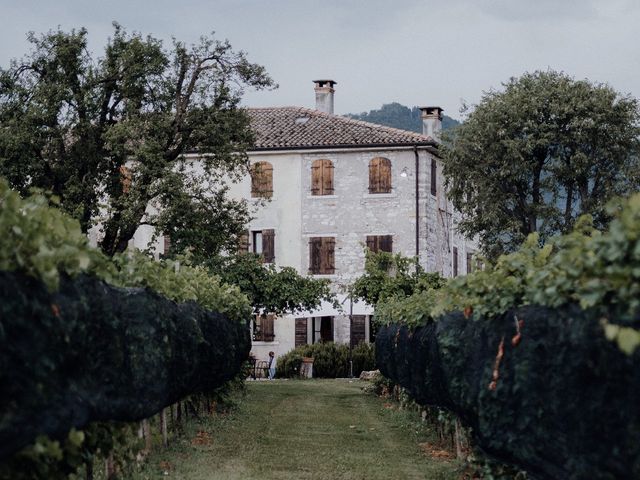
[0,270,251,461]
[0,24,274,256]
[276,342,375,378]
[346,102,459,133]
[351,250,446,306]
[205,253,336,316]
[441,70,640,258]
[376,305,640,480]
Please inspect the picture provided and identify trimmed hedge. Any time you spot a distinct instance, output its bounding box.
[277,342,375,378]
[376,304,640,480]
[0,270,250,460]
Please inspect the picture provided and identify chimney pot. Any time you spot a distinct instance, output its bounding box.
[420,106,443,140]
[313,79,336,114]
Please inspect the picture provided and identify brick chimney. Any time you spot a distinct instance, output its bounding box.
[313,79,336,114]
[420,106,443,140]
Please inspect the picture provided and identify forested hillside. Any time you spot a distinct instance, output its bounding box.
[346,102,459,133]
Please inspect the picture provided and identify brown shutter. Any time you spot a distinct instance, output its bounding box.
[163,235,171,256]
[467,252,473,274]
[238,230,249,253]
[311,160,322,195]
[295,318,308,347]
[351,315,366,347]
[322,238,335,274]
[262,314,275,341]
[453,247,459,277]
[366,236,377,252]
[323,159,334,195]
[369,158,391,194]
[120,165,132,194]
[262,229,275,263]
[430,159,437,196]
[251,162,273,198]
[380,235,393,253]
[309,237,322,274]
[379,158,391,193]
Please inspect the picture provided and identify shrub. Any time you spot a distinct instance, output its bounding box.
[276,342,375,378]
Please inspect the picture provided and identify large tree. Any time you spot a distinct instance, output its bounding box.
[0,24,274,256]
[442,71,640,258]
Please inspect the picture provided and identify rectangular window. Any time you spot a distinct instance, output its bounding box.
[351,315,367,347]
[430,159,437,196]
[252,229,275,263]
[309,237,335,274]
[466,252,473,274]
[312,316,334,343]
[366,235,393,253]
[295,318,308,347]
[453,247,459,277]
[254,314,275,342]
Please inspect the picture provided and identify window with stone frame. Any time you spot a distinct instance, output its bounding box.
[366,235,393,254]
[253,313,275,342]
[368,157,392,193]
[252,229,275,263]
[309,237,335,275]
[250,161,273,198]
[311,159,334,195]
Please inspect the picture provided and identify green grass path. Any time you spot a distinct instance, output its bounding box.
[135,380,459,480]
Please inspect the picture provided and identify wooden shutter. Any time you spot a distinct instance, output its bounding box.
[321,238,335,274]
[430,159,437,196]
[311,159,334,196]
[366,235,392,253]
[309,237,322,274]
[453,247,459,277]
[251,162,273,198]
[467,252,473,274]
[351,315,366,347]
[295,318,308,347]
[369,157,391,194]
[238,230,249,253]
[366,236,377,252]
[379,235,393,253]
[163,235,171,256]
[262,229,275,263]
[260,314,274,341]
[119,165,132,194]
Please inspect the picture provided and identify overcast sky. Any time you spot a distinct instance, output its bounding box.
[1,0,638,119]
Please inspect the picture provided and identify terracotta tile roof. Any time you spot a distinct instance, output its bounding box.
[247,107,435,151]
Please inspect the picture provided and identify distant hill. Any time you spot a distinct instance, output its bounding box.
[346,102,459,133]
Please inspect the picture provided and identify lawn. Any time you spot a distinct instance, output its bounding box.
[133,380,461,480]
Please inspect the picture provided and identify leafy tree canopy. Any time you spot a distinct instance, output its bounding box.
[0,24,274,256]
[205,253,337,317]
[351,250,445,306]
[441,70,640,258]
[347,102,459,133]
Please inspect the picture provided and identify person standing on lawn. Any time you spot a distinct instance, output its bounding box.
[268,351,276,380]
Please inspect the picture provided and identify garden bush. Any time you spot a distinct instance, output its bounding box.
[276,342,375,378]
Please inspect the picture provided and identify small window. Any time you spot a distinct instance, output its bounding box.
[312,316,334,343]
[366,235,393,253]
[453,247,459,277]
[254,314,275,342]
[309,237,335,274]
[250,161,273,198]
[466,252,473,274]
[430,159,437,196]
[311,159,334,195]
[368,157,392,194]
[252,229,275,263]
